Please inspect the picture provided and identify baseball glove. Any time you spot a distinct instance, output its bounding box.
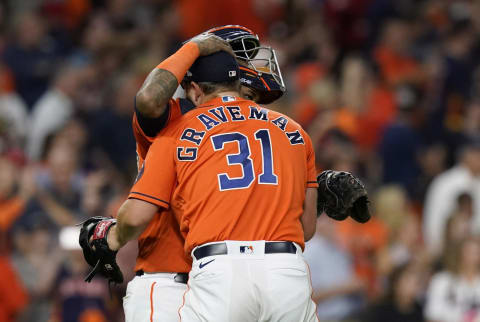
[317,170,371,223]
[78,216,124,284]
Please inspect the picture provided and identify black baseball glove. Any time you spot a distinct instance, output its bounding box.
[78,216,124,284]
[317,170,371,223]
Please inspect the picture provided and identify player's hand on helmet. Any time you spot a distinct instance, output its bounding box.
[189,33,234,57]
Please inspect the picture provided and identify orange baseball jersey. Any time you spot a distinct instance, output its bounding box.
[130,96,318,255]
[131,97,195,273]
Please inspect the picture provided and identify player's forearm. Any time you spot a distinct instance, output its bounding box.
[136,42,200,118]
[108,198,158,250]
[135,69,179,118]
[107,221,146,251]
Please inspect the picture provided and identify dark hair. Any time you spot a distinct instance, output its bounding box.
[443,236,480,274]
[197,80,241,95]
[457,192,473,205]
[385,262,410,301]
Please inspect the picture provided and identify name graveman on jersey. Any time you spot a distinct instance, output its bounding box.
[178,100,305,162]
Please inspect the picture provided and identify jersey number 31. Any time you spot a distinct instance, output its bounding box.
[211,129,278,191]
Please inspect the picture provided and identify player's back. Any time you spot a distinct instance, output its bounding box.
[168,96,317,254]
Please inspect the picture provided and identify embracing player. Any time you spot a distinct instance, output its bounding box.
[127,26,286,321]
[110,48,319,321]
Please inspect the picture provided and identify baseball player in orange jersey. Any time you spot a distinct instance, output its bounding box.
[123,27,288,321]
[107,50,318,321]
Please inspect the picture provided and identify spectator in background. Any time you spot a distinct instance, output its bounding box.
[41,0,91,32]
[416,142,448,204]
[373,18,423,86]
[36,142,84,220]
[11,223,62,322]
[71,13,114,65]
[0,154,34,232]
[457,192,474,217]
[423,141,480,255]
[53,238,111,322]
[373,185,410,235]
[90,73,138,176]
[379,83,424,196]
[314,128,359,175]
[427,19,476,145]
[49,119,88,163]
[439,193,474,269]
[291,63,329,129]
[282,11,337,67]
[304,215,365,321]
[0,153,29,322]
[322,0,371,52]
[462,102,480,142]
[26,64,85,161]
[0,254,28,322]
[425,236,480,322]
[0,65,28,148]
[3,11,65,108]
[18,140,85,234]
[385,214,427,270]
[295,75,338,134]
[80,170,110,218]
[334,55,395,151]
[174,0,283,40]
[373,186,429,275]
[361,263,426,322]
[369,186,430,290]
[336,207,389,299]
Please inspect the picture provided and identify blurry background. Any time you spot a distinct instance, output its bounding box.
[0,0,479,321]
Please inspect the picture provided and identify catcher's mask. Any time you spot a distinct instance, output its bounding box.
[238,65,284,104]
[206,25,285,103]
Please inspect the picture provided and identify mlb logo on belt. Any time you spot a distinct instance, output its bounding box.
[240,245,254,254]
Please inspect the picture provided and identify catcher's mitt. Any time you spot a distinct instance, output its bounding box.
[317,170,371,223]
[78,216,124,284]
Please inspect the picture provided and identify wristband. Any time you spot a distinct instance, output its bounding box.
[156,42,200,83]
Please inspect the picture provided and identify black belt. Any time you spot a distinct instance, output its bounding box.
[135,271,188,284]
[193,241,297,260]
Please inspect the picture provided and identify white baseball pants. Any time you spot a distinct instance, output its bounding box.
[179,241,318,322]
[123,272,188,322]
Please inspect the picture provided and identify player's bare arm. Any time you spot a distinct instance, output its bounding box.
[302,187,318,241]
[135,33,233,118]
[77,198,160,283]
[136,69,178,118]
[107,198,159,251]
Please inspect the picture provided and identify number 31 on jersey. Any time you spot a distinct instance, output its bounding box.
[211,129,278,191]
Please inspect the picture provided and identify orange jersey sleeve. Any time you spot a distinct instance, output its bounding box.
[128,134,176,209]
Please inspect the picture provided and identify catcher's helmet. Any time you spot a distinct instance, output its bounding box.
[206,25,285,104]
[206,25,260,59]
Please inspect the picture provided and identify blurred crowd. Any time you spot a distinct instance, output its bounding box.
[0,0,479,321]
